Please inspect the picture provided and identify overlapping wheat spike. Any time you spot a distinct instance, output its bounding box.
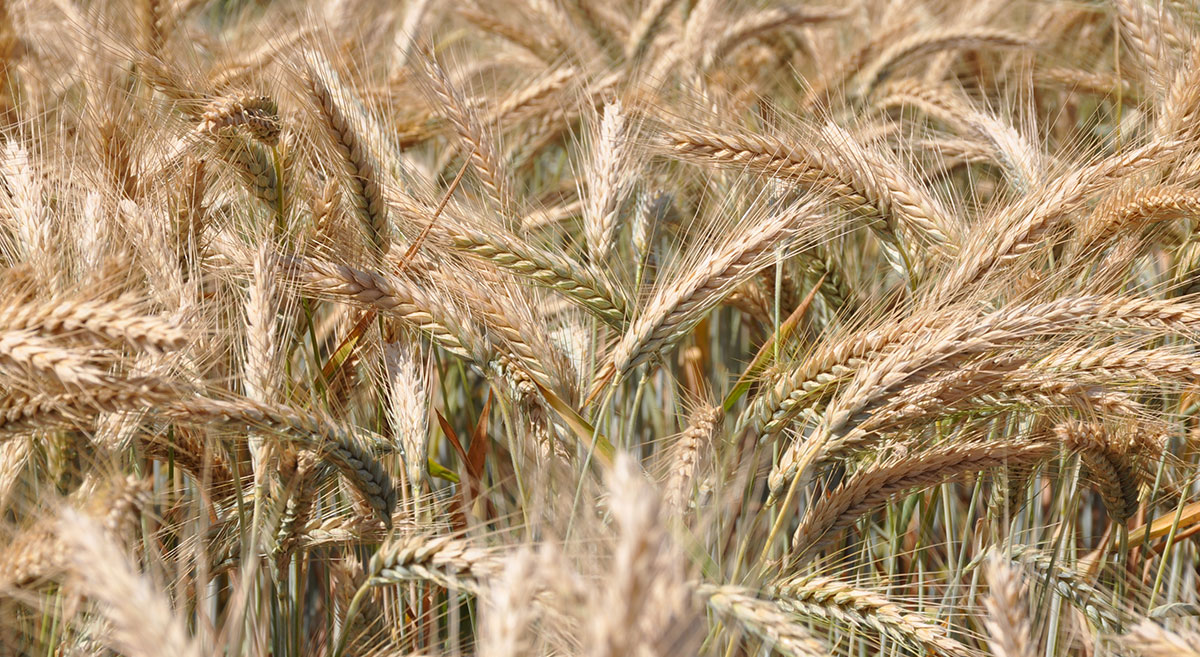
[2,0,1200,655]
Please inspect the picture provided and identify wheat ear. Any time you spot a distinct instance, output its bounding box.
[368,534,499,591]
[421,52,514,220]
[855,28,1029,95]
[664,127,954,256]
[1001,545,1123,630]
[285,256,491,364]
[791,437,1058,555]
[59,508,200,657]
[624,0,681,62]
[1122,620,1200,657]
[197,93,281,146]
[770,575,971,657]
[938,139,1180,296]
[703,6,851,70]
[700,584,830,657]
[303,51,391,258]
[0,293,187,355]
[1054,422,1142,521]
[593,196,827,394]
[662,404,723,516]
[983,555,1037,657]
[584,100,634,264]
[445,222,630,325]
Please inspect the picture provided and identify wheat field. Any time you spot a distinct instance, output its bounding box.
[2,0,1200,655]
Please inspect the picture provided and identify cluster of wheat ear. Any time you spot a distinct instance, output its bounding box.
[4,0,1200,655]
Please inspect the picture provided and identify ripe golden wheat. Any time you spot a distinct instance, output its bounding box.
[0,0,1198,656]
